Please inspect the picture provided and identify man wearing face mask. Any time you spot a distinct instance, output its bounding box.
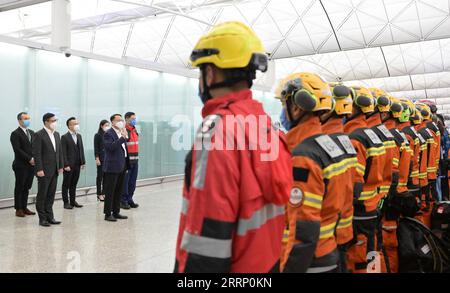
[121,112,139,209]
[61,117,86,209]
[103,114,130,222]
[10,112,36,218]
[32,113,64,227]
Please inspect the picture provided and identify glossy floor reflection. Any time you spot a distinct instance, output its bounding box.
[0,180,183,273]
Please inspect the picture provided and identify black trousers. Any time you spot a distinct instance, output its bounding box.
[13,166,34,210]
[62,166,81,205]
[96,165,104,195]
[103,168,126,216]
[36,173,58,222]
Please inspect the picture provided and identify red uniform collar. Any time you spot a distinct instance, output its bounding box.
[398,121,411,129]
[125,124,135,131]
[322,116,344,135]
[366,113,382,127]
[344,114,367,134]
[383,119,397,130]
[202,89,252,118]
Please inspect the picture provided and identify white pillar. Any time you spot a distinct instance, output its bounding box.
[51,0,71,51]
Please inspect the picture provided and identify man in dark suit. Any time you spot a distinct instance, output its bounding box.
[32,113,64,227]
[10,112,36,217]
[61,117,86,209]
[103,114,130,222]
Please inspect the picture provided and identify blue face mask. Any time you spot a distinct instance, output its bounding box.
[23,119,31,128]
[130,119,137,127]
[280,109,292,131]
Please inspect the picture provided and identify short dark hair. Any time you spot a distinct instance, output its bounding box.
[110,114,122,122]
[66,117,76,127]
[42,113,55,123]
[17,112,27,120]
[124,112,135,120]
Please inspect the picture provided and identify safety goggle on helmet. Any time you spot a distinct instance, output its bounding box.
[277,72,333,112]
[370,88,391,113]
[350,86,375,113]
[329,83,352,115]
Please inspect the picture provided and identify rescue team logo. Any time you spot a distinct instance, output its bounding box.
[289,187,303,207]
[171,113,284,161]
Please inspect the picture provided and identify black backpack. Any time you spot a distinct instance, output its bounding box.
[397,217,450,273]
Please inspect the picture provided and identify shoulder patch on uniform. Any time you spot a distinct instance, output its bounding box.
[377,125,394,139]
[293,167,309,182]
[417,133,426,144]
[410,126,419,137]
[425,128,434,137]
[364,129,383,144]
[314,135,345,158]
[337,135,357,155]
[397,130,409,145]
[289,187,304,207]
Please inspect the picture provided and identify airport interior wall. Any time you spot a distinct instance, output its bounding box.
[0,42,282,200]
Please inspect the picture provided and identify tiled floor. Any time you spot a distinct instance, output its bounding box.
[0,180,183,273]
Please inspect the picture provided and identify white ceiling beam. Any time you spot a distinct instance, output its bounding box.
[0,0,49,12]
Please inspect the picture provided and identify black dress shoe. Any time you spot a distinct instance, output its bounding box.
[48,219,61,225]
[113,214,128,220]
[129,202,139,209]
[104,215,117,222]
[72,202,83,208]
[120,203,131,210]
[64,203,73,209]
[39,220,51,227]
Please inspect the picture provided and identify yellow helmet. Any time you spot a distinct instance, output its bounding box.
[350,86,375,113]
[411,108,423,125]
[189,21,268,72]
[415,102,432,120]
[329,83,352,115]
[370,87,391,112]
[278,72,332,112]
[389,97,404,118]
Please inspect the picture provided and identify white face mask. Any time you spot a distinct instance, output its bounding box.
[49,122,57,131]
[103,126,111,132]
[115,121,125,129]
[74,125,80,132]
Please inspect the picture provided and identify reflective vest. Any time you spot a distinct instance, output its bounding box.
[425,121,440,180]
[125,124,139,163]
[400,123,421,189]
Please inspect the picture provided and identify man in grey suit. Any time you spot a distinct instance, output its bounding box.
[32,113,64,227]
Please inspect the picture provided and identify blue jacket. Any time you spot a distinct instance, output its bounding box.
[103,128,130,174]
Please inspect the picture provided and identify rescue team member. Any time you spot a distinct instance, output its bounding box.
[411,109,432,226]
[323,83,358,273]
[277,73,349,273]
[399,100,422,206]
[344,86,386,273]
[417,103,441,209]
[174,22,293,273]
[380,97,415,273]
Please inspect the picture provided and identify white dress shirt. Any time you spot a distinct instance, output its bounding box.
[44,126,56,152]
[113,127,127,157]
[69,130,77,145]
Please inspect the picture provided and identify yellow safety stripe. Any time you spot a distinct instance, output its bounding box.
[379,185,390,193]
[411,171,419,177]
[319,222,337,239]
[367,146,386,157]
[436,131,441,136]
[392,158,399,167]
[303,192,323,209]
[337,216,353,229]
[359,189,378,201]
[427,167,437,172]
[427,139,435,144]
[420,145,427,151]
[398,182,407,187]
[383,141,397,149]
[419,173,427,179]
[414,138,419,145]
[282,229,289,243]
[356,163,365,176]
[322,157,357,179]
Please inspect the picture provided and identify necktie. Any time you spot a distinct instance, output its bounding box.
[26,129,31,142]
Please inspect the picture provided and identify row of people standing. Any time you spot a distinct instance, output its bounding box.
[10,111,141,226]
